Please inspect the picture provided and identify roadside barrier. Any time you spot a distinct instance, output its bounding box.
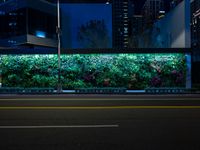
[0,87,54,94]
[75,88,126,94]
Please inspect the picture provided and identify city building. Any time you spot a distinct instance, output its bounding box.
[170,0,183,9]
[191,0,200,87]
[191,0,200,48]
[0,0,57,48]
[112,0,134,48]
[142,0,164,25]
[128,15,144,48]
[0,0,8,3]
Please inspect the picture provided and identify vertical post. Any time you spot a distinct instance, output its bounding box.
[57,0,62,93]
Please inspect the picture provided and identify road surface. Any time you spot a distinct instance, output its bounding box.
[0,94,200,150]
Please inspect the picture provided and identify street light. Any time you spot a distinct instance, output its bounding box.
[57,0,62,93]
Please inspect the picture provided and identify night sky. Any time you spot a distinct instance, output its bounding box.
[61,3,112,48]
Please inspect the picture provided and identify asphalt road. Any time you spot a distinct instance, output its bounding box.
[0,94,200,150]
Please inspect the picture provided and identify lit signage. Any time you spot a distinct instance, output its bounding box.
[36,31,46,38]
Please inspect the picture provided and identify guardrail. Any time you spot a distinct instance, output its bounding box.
[0,87,54,94]
[75,88,127,94]
[0,87,198,94]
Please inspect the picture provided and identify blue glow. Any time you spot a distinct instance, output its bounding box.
[36,31,46,38]
[61,4,112,49]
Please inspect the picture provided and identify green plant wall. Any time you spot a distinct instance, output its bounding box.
[0,54,186,89]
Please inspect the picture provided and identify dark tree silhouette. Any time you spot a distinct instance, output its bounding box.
[77,20,110,48]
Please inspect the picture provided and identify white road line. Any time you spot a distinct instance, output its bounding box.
[0,125,119,129]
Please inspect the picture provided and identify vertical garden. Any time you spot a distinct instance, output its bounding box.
[0,53,186,89]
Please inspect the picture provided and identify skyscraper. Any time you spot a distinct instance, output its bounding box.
[112,0,134,48]
[128,15,144,48]
[170,0,183,9]
[142,0,164,24]
[0,0,8,3]
[191,0,200,48]
[191,0,200,87]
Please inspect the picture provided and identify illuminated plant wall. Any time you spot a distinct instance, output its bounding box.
[0,54,186,89]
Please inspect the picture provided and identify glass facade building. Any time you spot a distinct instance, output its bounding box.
[112,0,134,48]
[0,0,57,47]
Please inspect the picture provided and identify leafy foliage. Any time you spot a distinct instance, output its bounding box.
[0,54,186,89]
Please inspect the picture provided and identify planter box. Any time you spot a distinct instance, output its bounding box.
[75,88,126,94]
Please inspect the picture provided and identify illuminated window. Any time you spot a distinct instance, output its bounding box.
[36,31,46,38]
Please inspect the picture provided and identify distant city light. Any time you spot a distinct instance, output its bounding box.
[35,31,46,38]
[159,11,165,14]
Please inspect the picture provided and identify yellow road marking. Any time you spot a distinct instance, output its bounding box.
[0,98,200,101]
[0,106,200,110]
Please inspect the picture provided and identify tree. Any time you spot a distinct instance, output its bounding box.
[77,20,110,48]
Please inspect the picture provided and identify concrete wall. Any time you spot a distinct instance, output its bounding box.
[153,0,190,48]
